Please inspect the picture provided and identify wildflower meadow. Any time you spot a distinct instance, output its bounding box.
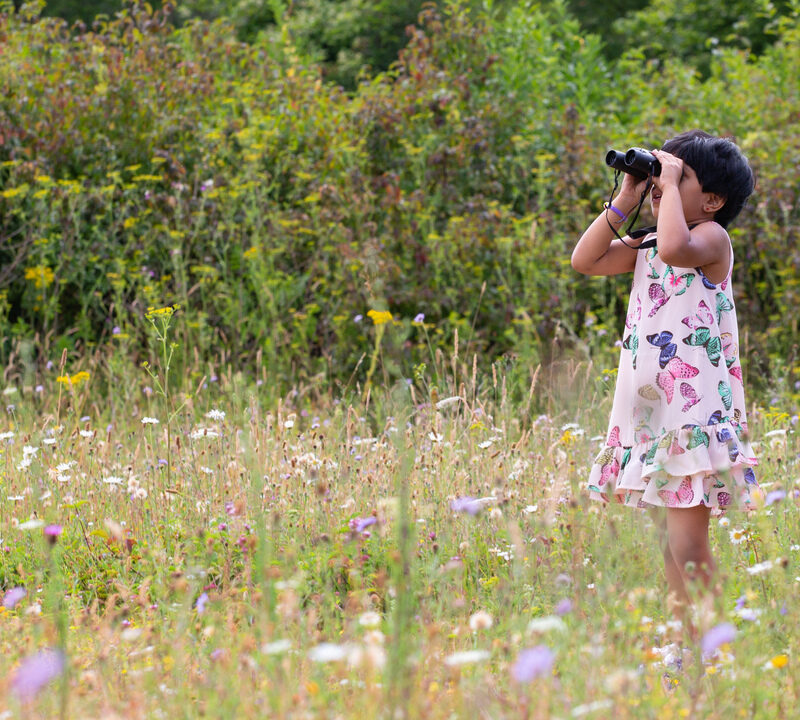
[0,321,798,718]
[2,0,800,718]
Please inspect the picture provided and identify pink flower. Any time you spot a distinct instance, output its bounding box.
[44,525,62,544]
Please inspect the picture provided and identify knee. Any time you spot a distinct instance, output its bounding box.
[667,532,710,570]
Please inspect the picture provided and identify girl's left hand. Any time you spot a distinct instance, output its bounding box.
[651,149,683,189]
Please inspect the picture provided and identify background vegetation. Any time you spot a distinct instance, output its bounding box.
[1,0,799,401]
[1,3,799,717]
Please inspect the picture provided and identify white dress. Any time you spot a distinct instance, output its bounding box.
[588,233,758,508]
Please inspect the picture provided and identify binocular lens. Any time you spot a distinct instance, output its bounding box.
[605,147,661,180]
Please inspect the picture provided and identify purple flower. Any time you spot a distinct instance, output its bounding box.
[3,586,26,610]
[196,592,209,614]
[44,525,62,544]
[349,516,377,533]
[554,598,573,616]
[450,497,482,516]
[765,489,787,506]
[511,646,554,682]
[112,326,121,335]
[413,313,425,324]
[701,622,736,655]
[11,649,65,701]
[735,595,747,610]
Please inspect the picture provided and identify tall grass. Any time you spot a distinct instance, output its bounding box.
[1,2,799,397]
[0,338,796,718]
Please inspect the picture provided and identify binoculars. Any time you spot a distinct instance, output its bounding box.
[605,148,662,181]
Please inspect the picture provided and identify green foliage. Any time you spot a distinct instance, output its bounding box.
[0,1,799,396]
[610,0,797,74]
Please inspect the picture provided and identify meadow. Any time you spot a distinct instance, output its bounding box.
[0,317,797,718]
[2,1,800,717]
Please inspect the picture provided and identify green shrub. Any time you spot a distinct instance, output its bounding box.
[0,0,799,398]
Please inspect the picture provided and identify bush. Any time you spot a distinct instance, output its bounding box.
[0,0,799,397]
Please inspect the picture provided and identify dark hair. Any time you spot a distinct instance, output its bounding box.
[661,130,755,228]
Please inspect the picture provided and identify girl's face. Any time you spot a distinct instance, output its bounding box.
[650,162,718,224]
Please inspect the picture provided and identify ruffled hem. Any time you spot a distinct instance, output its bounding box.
[587,421,758,509]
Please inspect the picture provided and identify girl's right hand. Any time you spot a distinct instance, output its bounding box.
[617,171,650,206]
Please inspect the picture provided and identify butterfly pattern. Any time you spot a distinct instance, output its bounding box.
[587,236,758,510]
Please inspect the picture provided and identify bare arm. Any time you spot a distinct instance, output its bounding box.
[650,149,730,280]
[571,174,649,276]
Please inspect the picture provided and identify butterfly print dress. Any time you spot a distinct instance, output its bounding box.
[588,235,758,509]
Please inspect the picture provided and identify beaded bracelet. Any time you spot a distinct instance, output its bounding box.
[603,202,627,222]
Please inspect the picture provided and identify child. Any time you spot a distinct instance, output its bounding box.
[571,130,757,615]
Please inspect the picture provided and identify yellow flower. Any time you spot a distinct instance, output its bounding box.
[57,371,90,387]
[367,309,393,326]
[2,185,28,199]
[769,654,789,669]
[146,304,179,320]
[25,265,55,289]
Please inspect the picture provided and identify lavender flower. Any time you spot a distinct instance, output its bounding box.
[765,489,787,506]
[511,646,554,682]
[196,592,209,615]
[3,586,26,610]
[554,598,573,616]
[11,649,65,701]
[413,313,425,324]
[701,623,736,656]
[450,496,482,516]
[349,516,377,533]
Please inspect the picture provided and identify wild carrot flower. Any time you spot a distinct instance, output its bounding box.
[308,643,348,663]
[444,650,490,666]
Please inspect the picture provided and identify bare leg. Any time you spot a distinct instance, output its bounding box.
[665,505,715,636]
[651,508,690,615]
